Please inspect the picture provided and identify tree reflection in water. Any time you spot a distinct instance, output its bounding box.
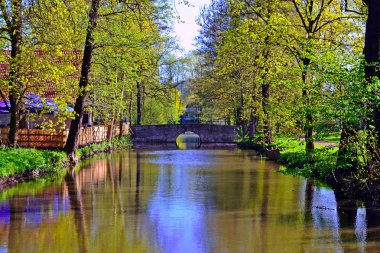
[65,171,88,252]
[0,150,379,252]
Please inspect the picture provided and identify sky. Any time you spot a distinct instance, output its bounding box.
[173,0,211,52]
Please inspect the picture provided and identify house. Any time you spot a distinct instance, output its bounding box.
[0,50,86,130]
[180,102,202,124]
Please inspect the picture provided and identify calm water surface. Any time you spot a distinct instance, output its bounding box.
[0,149,380,253]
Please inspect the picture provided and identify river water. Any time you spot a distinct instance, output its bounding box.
[0,149,380,253]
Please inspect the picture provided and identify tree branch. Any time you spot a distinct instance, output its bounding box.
[344,0,365,15]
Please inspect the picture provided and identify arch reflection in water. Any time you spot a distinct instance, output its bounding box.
[176,131,201,149]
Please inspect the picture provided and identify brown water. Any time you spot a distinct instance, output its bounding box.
[0,149,380,253]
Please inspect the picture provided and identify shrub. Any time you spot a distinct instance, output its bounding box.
[0,148,66,177]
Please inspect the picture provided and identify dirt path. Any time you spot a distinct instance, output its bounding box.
[314,141,338,147]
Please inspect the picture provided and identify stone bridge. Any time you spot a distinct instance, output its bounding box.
[131,124,236,143]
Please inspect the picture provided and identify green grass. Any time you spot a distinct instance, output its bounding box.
[273,136,338,179]
[77,135,132,159]
[0,136,132,179]
[0,148,67,178]
[315,132,341,144]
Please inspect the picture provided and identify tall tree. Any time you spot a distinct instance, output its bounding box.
[64,0,100,159]
[364,1,380,145]
[281,0,361,162]
[0,0,24,147]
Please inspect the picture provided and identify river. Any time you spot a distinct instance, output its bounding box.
[0,149,379,252]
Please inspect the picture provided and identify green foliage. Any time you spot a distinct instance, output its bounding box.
[0,148,66,178]
[276,137,338,179]
[88,0,180,126]
[315,132,341,144]
[77,136,132,159]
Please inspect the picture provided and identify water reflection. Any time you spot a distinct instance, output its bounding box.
[356,208,367,253]
[176,131,201,150]
[147,152,209,253]
[65,172,88,252]
[311,187,343,252]
[0,150,379,252]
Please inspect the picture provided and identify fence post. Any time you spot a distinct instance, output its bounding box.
[107,125,112,141]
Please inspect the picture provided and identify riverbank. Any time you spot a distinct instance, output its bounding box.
[0,148,66,190]
[241,135,380,206]
[0,136,132,190]
[274,137,338,180]
[238,136,339,179]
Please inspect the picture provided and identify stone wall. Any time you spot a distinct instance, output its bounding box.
[131,124,236,143]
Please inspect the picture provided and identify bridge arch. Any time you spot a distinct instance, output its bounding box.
[131,124,236,143]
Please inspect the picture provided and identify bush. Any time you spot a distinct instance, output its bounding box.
[0,148,66,177]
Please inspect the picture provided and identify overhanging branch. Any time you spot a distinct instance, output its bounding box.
[344,0,365,15]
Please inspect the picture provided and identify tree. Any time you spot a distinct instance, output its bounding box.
[363,1,380,146]
[274,0,362,162]
[64,0,177,158]
[0,0,85,146]
[64,0,100,159]
[0,0,25,147]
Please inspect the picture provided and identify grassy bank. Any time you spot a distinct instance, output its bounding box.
[0,136,132,187]
[76,135,132,159]
[274,137,338,179]
[0,148,66,178]
[237,133,340,179]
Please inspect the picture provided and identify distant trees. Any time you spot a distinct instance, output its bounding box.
[192,0,364,156]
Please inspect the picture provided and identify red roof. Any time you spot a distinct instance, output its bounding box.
[0,50,82,99]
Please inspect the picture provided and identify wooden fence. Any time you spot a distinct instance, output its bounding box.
[0,123,130,149]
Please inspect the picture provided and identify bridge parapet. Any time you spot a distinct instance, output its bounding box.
[131,124,236,143]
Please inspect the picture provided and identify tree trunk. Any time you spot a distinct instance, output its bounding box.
[248,112,257,141]
[364,0,380,146]
[260,43,272,146]
[6,1,23,148]
[136,81,142,125]
[262,83,272,146]
[301,57,315,163]
[303,86,315,160]
[128,92,133,124]
[108,117,116,142]
[64,0,100,160]
[336,121,359,169]
[8,97,19,147]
